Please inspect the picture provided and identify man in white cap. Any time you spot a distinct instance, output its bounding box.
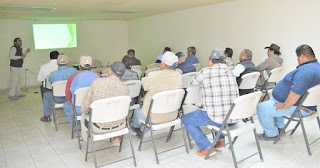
[40,55,78,122]
[130,51,183,138]
[182,50,239,158]
[64,56,101,125]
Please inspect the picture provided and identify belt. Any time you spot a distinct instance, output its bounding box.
[301,106,315,115]
[93,123,123,130]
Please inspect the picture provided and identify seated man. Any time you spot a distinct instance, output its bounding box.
[81,62,129,146]
[232,49,258,95]
[176,52,196,74]
[64,56,101,124]
[182,50,239,157]
[127,49,141,66]
[224,47,235,69]
[121,55,139,82]
[185,46,199,65]
[155,47,171,63]
[131,51,183,138]
[40,55,77,122]
[256,43,283,88]
[37,51,59,99]
[257,44,320,141]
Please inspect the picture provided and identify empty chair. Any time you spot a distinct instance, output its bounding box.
[193,63,201,71]
[44,75,52,89]
[131,65,142,71]
[124,80,142,111]
[144,67,161,77]
[138,89,189,164]
[205,91,263,168]
[71,87,89,149]
[51,80,68,131]
[85,96,136,168]
[274,85,320,156]
[239,72,260,95]
[260,67,283,101]
[146,63,160,69]
[181,72,198,88]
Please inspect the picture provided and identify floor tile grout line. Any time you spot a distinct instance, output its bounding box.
[0,132,8,167]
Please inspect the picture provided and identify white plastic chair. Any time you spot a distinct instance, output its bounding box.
[205,91,263,168]
[146,63,160,69]
[138,89,189,164]
[131,69,142,79]
[51,80,68,131]
[101,68,110,75]
[193,63,201,72]
[260,67,283,101]
[131,65,141,71]
[183,86,202,114]
[85,96,136,168]
[144,67,161,77]
[124,80,142,111]
[71,87,89,149]
[181,72,198,88]
[239,72,260,90]
[274,85,320,156]
[44,75,52,89]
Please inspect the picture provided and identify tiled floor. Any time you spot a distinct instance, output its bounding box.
[1,88,320,168]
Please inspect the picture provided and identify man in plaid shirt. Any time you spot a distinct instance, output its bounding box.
[182,49,239,157]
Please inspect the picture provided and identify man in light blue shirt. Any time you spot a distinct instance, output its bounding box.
[185,46,199,65]
[40,55,77,122]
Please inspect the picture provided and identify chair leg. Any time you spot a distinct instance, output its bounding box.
[85,129,90,162]
[52,105,58,131]
[186,132,193,149]
[180,123,189,154]
[71,112,75,139]
[150,129,160,164]
[119,135,124,152]
[226,132,238,168]
[228,137,238,150]
[300,121,312,155]
[77,126,81,150]
[166,126,175,142]
[289,122,300,136]
[138,126,147,151]
[90,132,98,168]
[205,130,220,160]
[316,117,320,132]
[128,128,137,167]
[253,128,264,161]
[274,117,293,144]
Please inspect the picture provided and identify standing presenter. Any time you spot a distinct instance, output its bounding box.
[9,37,30,100]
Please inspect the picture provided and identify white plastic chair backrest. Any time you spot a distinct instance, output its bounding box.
[229,91,263,120]
[182,72,198,88]
[145,68,161,77]
[90,96,131,123]
[184,86,202,105]
[124,80,142,98]
[146,63,160,69]
[268,67,283,83]
[101,74,108,78]
[193,63,201,72]
[101,68,110,74]
[52,80,68,97]
[92,60,102,67]
[45,75,52,89]
[302,85,320,107]
[131,69,142,79]
[74,87,89,106]
[131,65,141,71]
[239,72,260,89]
[150,89,185,114]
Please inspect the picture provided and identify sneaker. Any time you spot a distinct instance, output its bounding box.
[257,133,277,141]
[8,96,19,100]
[136,129,143,139]
[17,94,26,98]
[214,140,226,151]
[112,137,121,147]
[40,115,51,122]
[197,147,217,157]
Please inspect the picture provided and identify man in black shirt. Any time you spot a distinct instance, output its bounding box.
[127,49,141,66]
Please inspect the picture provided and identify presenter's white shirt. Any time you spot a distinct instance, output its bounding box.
[37,60,58,83]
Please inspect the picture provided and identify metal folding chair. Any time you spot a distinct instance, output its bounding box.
[260,67,282,101]
[138,89,189,164]
[273,84,320,156]
[85,96,137,168]
[181,72,198,88]
[193,63,201,72]
[124,80,142,118]
[51,80,68,131]
[204,91,263,168]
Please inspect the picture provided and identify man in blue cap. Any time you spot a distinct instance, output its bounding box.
[176,52,196,74]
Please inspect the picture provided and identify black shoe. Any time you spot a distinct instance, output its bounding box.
[136,130,143,139]
[278,128,285,134]
[257,133,277,141]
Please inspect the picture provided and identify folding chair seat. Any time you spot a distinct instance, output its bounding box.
[51,80,68,131]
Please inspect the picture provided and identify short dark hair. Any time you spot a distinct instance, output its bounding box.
[224,48,233,58]
[187,46,196,55]
[269,49,281,55]
[164,47,171,52]
[80,65,92,70]
[296,44,315,58]
[127,49,135,56]
[50,51,59,59]
[122,55,133,69]
[13,37,21,44]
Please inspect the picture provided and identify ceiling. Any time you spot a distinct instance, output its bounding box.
[0,0,233,20]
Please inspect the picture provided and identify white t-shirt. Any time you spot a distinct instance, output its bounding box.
[37,59,58,83]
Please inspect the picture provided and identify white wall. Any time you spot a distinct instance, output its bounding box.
[128,0,320,73]
[0,20,128,90]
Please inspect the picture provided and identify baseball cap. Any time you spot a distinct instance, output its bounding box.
[161,51,178,66]
[265,43,281,53]
[57,55,68,65]
[79,56,92,67]
[175,52,185,58]
[209,49,225,60]
[111,61,126,76]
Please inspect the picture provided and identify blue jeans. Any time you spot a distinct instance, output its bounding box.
[43,92,67,116]
[63,101,81,123]
[257,97,310,137]
[131,108,149,132]
[182,110,234,151]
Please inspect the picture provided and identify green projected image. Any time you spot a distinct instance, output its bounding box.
[33,24,77,50]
